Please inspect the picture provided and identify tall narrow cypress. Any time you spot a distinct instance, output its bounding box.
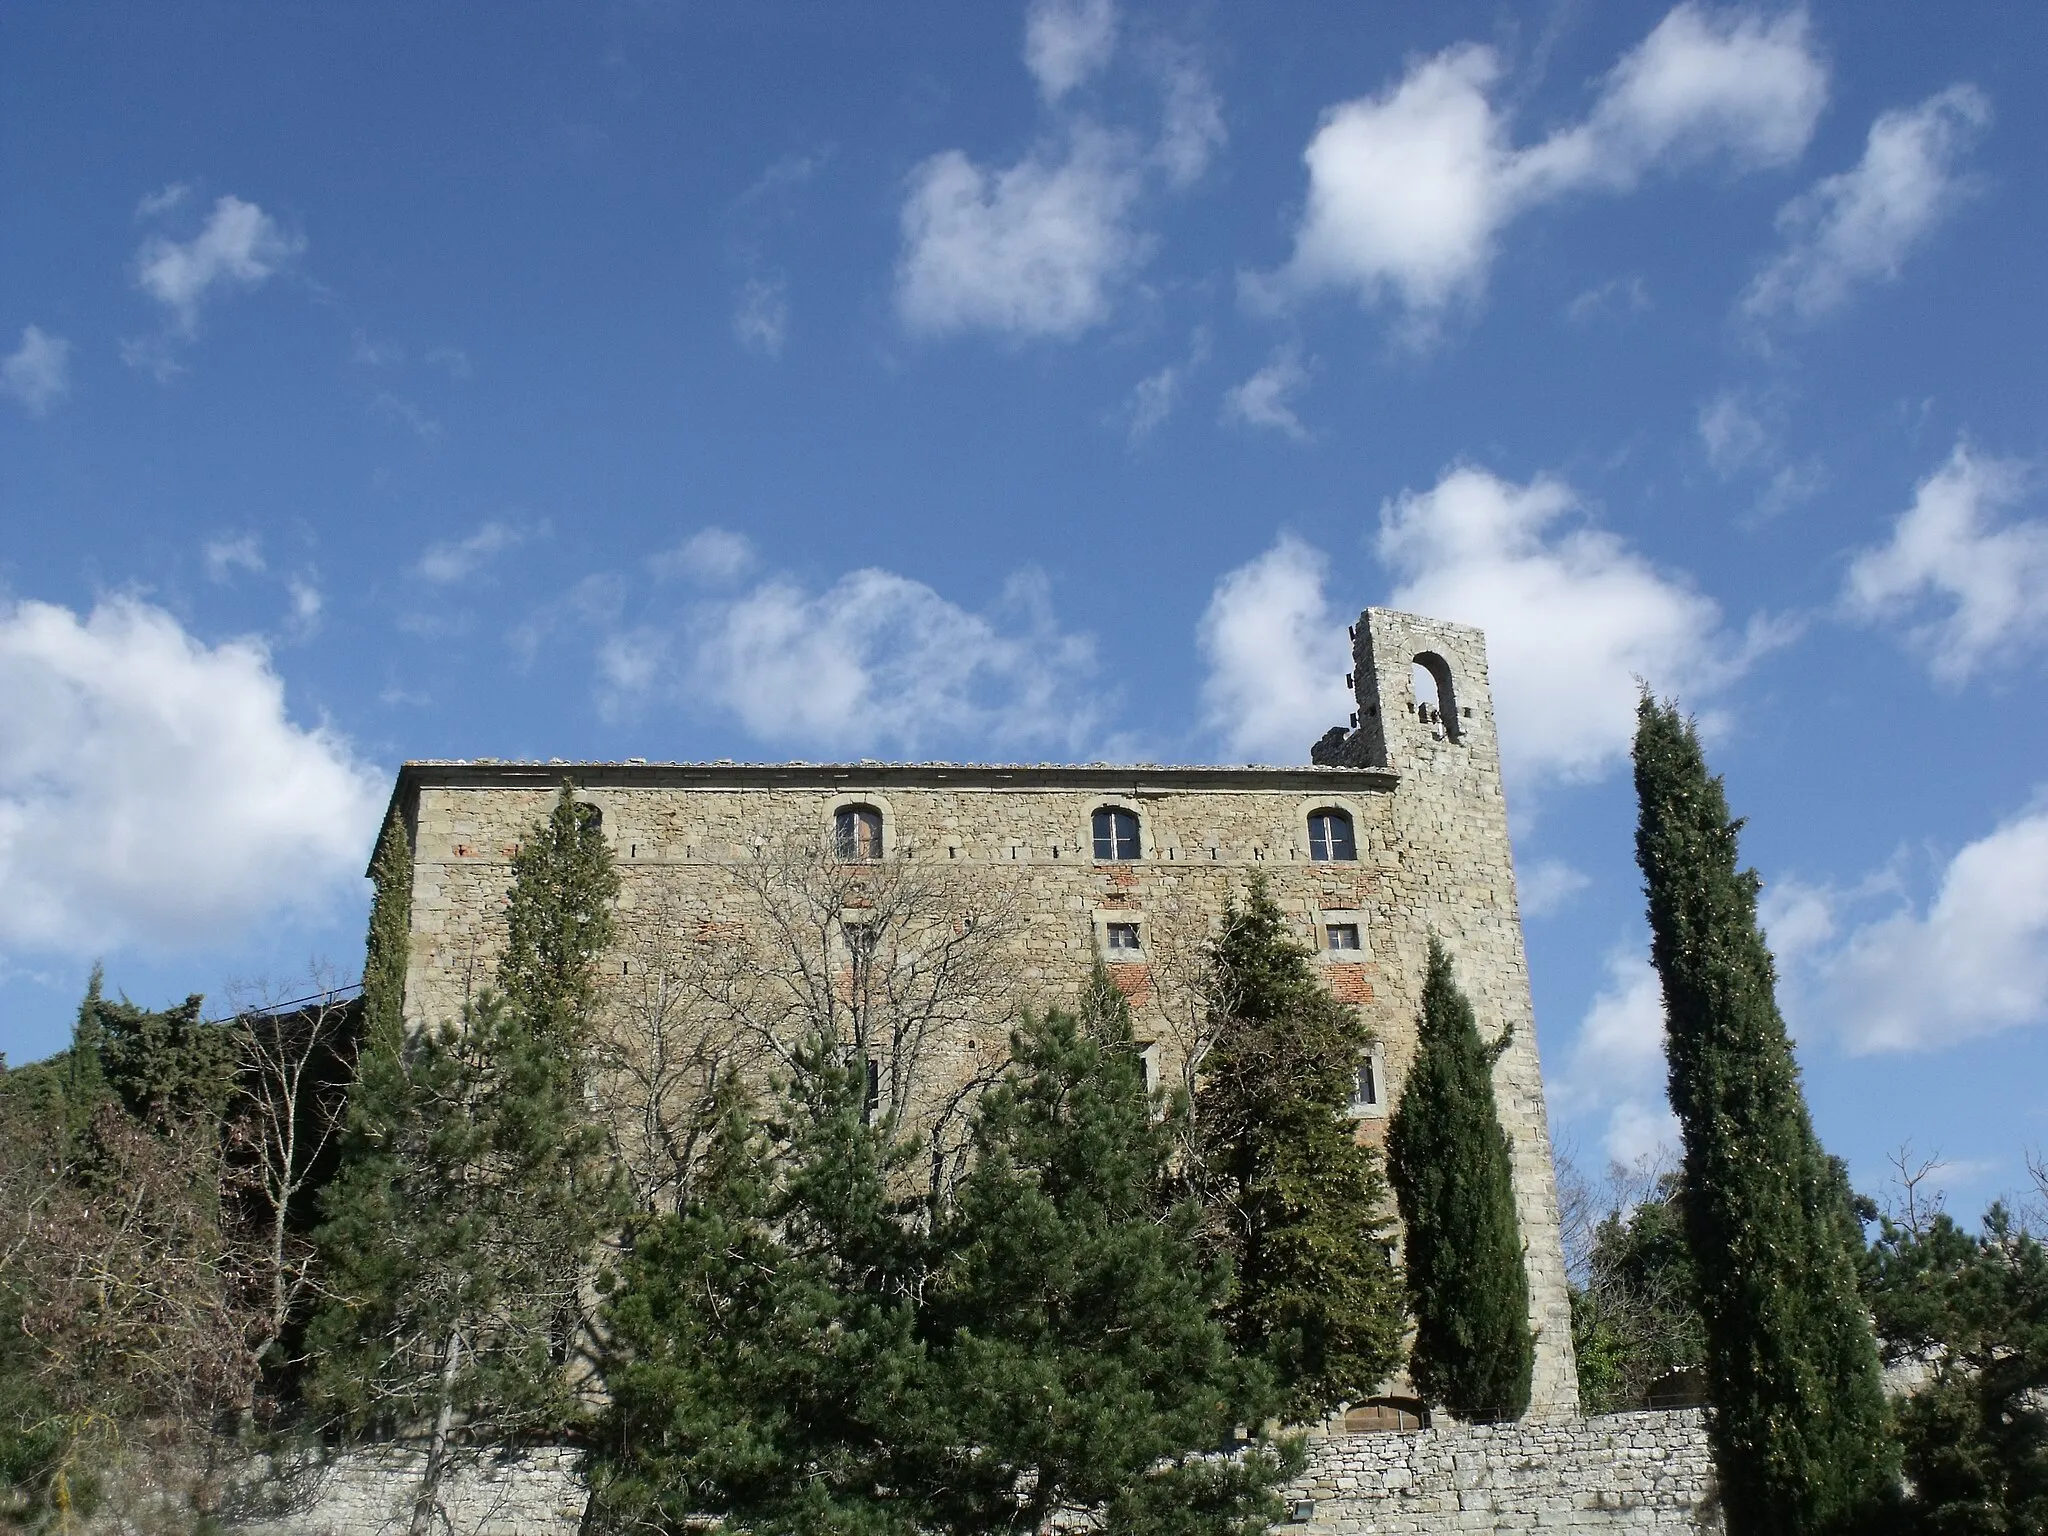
[1633,696,1893,1536]
[1386,939,1533,1421]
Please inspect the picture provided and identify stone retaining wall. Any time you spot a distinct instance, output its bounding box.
[1286,1409,1720,1535]
[198,1412,1715,1535]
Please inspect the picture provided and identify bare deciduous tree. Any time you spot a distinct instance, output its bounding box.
[222,969,359,1374]
[676,830,1026,1203]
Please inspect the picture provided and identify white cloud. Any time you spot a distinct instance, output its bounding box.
[672,567,1099,756]
[134,182,191,219]
[1,326,72,416]
[1155,48,1226,187]
[1783,799,2048,1054]
[370,392,442,442]
[1378,466,1737,785]
[415,521,537,584]
[204,535,265,582]
[1844,443,2047,681]
[1221,351,1312,442]
[0,596,382,954]
[1521,859,1591,917]
[286,577,324,638]
[1744,85,1989,323]
[1255,5,1824,321]
[133,194,303,336]
[897,130,1148,339]
[1025,0,1117,103]
[1698,391,1770,474]
[649,527,754,586]
[1122,363,1182,442]
[733,276,789,356]
[1565,275,1649,323]
[1196,536,1351,763]
[896,11,1219,341]
[1556,950,1679,1166]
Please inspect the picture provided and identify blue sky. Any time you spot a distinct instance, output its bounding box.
[4,2,2045,1212]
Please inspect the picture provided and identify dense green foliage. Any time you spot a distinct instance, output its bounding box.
[310,783,623,1524]
[359,812,415,1063]
[1864,1203,2048,1534]
[1385,939,1532,1421]
[1193,876,1404,1420]
[1633,696,1894,1535]
[1570,1172,1706,1414]
[593,970,1295,1536]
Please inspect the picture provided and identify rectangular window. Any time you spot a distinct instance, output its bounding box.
[1350,1057,1379,1113]
[1326,923,1361,951]
[1105,922,1142,954]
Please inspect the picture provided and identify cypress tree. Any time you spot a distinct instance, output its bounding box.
[1194,876,1405,1421]
[313,783,622,1534]
[1633,696,1894,1535]
[1385,939,1533,1421]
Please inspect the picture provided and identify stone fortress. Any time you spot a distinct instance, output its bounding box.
[348,606,1724,1534]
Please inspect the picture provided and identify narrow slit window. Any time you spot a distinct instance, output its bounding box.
[864,1057,881,1120]
[1092,807,1142,861]
[834,805,884,860]
[1350,1056,1379,1113]
[1308,809,1357,862]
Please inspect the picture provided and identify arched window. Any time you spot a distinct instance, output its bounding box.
[834,804,883,860]
[1091,807,1142,861]
[1411,651,1461,740]
[575,801,603,834]
[1307,808,1356,862]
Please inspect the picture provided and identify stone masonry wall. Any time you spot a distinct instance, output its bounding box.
[389,608,1577,1416]
[1287,1411,1721,1536]
[204,1414,1716,1535]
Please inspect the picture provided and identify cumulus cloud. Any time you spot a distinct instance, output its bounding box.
[1521,859,1591,917]
[1555,949,1678,1166]
[132,194,303,336]
[1025,0,1117,103]
[415,521,539,584]
[1844,443,2047,681]
[896,7,1220,340]
[1194,466,1747,782]
[1,326,72,416]
[897,131,1148,339]
[649,527,754,585]
[1254,5,1824,321]
[1378,466,1738,784]
[1220,351,1312,442]
[1744,85,1989,323]
[0,597,382,954]
[665,567,1099,757]
[1779,799,2048,1054]
[1197,537,1351,763]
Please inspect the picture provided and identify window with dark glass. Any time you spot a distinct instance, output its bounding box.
[1326,923,1361,951]
[1308,808,1357,862]
[1092,807,1142,861]
[834,805,884,860]
[1105,921,1142,955]
[864,1057,882,1120]
[1350,1056,1379,1112]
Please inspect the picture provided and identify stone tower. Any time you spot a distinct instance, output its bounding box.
[1315,607,1578,1416]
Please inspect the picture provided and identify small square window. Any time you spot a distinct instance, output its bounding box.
[1326,923,1361,951]
[1105,922,1142,954]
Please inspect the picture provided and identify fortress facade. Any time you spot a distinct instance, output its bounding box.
[380,607,1580,1419]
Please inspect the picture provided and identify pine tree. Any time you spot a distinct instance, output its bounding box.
[1193,876,1405,1422]
[590,1056,930,1536]
[924,970,1296,1536]
[1633,696,1894,1535]
[1385,939,1533,1422]
[312,783,622,1535]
